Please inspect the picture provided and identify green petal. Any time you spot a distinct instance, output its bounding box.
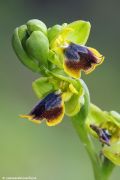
[27,19,47,35]
[26,31,49,67]
[65,94,81,116]
[32,77,54,98]
[65,80,83,116]
[66,20,91,45]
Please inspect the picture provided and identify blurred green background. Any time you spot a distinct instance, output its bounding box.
[0,0,120,179]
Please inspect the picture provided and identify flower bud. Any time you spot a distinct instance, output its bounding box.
[26,31,49,67]
[12,19,49,72]
[27,19,47,35]
[12,25,40,72]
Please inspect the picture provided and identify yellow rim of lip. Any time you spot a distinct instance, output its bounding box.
[46,103,65,126]
[63,62,81,78]
[20,114,41,124]
[20,102,64,126]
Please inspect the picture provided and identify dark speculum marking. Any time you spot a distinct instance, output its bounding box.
[29,92,62,121]
[90,124,111,146]
[44,107,63,122]
[64,43,98,71]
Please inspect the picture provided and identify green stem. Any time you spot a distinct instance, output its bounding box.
[102,158,114,179]
[71,80,113,180]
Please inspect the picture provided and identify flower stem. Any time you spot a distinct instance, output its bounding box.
[71,80,114,180]
[72,110,102,180]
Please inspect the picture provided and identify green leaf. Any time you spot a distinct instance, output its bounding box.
[66,20,91,45]
[32,77,54,98]
[26,31,49,67]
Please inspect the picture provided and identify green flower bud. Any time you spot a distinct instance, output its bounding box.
[26,31,49,66]
[12,25,40,72]
[27,19,47,35]
[12,19,49,72]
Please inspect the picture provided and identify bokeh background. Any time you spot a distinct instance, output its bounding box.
[0,0,120,179]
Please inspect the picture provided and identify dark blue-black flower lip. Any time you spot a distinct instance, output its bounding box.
[63,43,104,78]
[20,91,64,126]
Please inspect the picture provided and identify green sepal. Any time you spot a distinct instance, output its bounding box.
[86,104,120,129]
[48,24,62,45]
[48,50,63,68]
[50,68,82,91]
[32,77,54,98]
[50,20,91,47]
[45,68,82,92]
[12,26,40,72]
[66,20,91,45]
[86,104,105,125]
[27,19,47,35]
[26,31,49,67]
[102,142,120,166]
[109,111,120,123]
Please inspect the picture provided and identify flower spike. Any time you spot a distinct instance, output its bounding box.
[20,92,65,126]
